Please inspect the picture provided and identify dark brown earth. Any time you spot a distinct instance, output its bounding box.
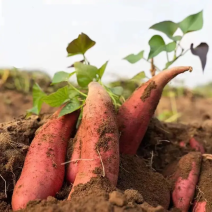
[1,89,212,211]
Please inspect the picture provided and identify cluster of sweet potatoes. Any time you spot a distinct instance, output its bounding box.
[11,66,202,211]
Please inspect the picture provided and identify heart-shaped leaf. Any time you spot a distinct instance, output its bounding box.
[149,21,178,38]
[109,86,124,96]
[190,42,209,71]
[130,71,146,83]
[51,71,74,85]
[178,10,203,34]
[123,50,144,64]
[59,98,82,117]
[148,35,165,59]
[172,36,182,41]
[68,60,84,68]
[148,35,176,59]
[66,33,96,56]
[42,86,78,107]
[74,62,98,87]
[166,42,176,52]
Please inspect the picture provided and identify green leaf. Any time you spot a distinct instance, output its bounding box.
[172,35,182,41]
[178,10,203,34]
[149,21,178,38]
[68,86,79,99]
[130,71,146,83]
[28,83,46,115]
[51,71,74,85]
[148,35,166,59]
[123,51,144,64]
[166,42,176,52]
[66,33,96,56]
[164,59,177,69]
[32,83,46,102]
[42,86,78,107]
[110,86,124,96]
[75,62,98,87]
[148,35,177,59]
[59,98,82,117]
[27,105,40,116]
[98,61,108,78]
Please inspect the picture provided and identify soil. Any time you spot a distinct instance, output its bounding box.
[0,90,55,123]
[156,95,212,124]
[1,88,212,211]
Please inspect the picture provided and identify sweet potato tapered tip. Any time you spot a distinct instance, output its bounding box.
[118,66,193,155]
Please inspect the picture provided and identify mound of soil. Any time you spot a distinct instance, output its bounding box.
[1,114,212,212]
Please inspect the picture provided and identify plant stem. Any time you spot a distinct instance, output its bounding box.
[83,54,87,64]
[68,82,87,97]
[166,52,169,62]
[181,49,190,56]
[83,54,90,65]
[143,57,161,71]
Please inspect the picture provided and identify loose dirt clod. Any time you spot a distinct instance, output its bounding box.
[109,191,126,206]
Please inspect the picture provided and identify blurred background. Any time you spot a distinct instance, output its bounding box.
[0,0,212,124]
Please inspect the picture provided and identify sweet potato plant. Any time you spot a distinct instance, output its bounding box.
[11,10,210,211]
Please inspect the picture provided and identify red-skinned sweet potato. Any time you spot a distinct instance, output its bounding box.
[189,137,205,154]
[66,126,83,184]
[118,66,192,154]
[171,152,202,212]
[67,82,119,199]
[12,106,79,211]
[193,154,212,212]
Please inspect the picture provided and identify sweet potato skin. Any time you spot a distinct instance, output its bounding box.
[193,201,206,212]
[171,152,202,212]
[189,137,205,154]
[192,154,212,212]
[118,66,192,155]
[12,107,79,211]
[68,82,119,199]
[66,126,82,184]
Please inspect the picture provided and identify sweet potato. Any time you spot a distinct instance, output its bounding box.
[67,82,119,199]
[179,141,187,148]
[171,152,202,212]
[118,66,192,154]
[193,202,206,212]
[11,106,79,211]
[66,127,82,184]
[189,137,205,154]
[192,154,212,212]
